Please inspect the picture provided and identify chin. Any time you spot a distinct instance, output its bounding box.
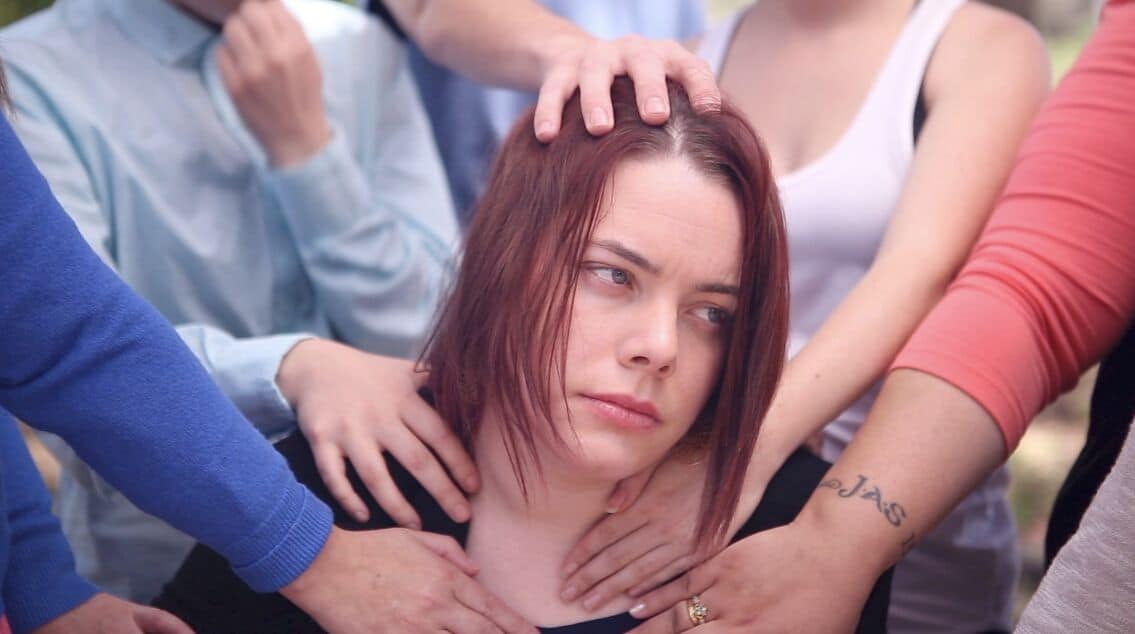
[563,435,663,483]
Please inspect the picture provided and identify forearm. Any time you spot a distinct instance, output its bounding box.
[0,118,331,592]
[385,0,589,89]
[0,413,97,633]
[264,135,454,356]
[790,369,1004,576]
[751,267,947,485]
[893,0,1135,449]
[264,40,457,356]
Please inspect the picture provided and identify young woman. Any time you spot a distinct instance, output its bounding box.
[562,2,1050,630]
[151,80,891,632]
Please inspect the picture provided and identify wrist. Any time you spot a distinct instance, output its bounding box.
[276,337,325,406]
[793,474,908,577]
[266,121,333,169]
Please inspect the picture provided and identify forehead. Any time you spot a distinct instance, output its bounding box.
[594,157,742,282]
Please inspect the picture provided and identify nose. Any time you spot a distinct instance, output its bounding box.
[618,300,678,378]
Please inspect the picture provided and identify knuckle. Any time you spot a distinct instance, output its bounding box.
[303,422,331,443]
[683,59,714,82]
[627,51,660,72]
[578,56,612,76]
[402,445,434,472]
[593,521,619,544]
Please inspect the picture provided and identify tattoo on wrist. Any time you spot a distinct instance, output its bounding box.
[818,474,908,528]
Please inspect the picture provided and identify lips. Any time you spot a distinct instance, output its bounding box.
[581,393,661,430]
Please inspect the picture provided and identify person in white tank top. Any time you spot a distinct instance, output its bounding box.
[556,2,1050,632]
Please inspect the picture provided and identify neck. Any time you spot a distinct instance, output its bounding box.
[464,413,632,625]
[470,415,617,544]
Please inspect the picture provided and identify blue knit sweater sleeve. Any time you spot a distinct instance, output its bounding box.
[0,115,332,592]
[0,410,96,633]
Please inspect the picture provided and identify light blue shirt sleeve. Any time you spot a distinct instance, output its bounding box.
[3,77,303,436]
[254,13,459,357]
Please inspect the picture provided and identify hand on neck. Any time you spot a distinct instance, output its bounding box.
[463,412,640,625]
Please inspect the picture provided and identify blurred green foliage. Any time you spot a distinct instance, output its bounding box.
[1,0,52,28]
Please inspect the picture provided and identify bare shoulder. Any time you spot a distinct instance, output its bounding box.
[925,2,1051,103]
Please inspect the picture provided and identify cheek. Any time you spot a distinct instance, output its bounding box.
[673,338,727,418]
[563,291,615,369]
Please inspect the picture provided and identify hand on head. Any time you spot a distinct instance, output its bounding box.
[533,35,721,142]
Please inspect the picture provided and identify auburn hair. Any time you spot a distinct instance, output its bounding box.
[423,78,788,546]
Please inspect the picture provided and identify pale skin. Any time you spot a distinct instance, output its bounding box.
[158,1,523,631]
[154,1,728,631]
[32,593,191,634]
[189,0,724,530]
[380,0,721,139]
[458,154,744,627]
[553,0,1052,626]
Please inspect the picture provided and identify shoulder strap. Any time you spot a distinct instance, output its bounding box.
[866,0,967,137]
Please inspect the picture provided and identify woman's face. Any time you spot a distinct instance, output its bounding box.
[547,156,743,482]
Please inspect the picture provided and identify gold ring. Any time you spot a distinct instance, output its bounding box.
[686,594,708,626]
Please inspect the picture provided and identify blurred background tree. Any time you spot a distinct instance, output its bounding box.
[1,0,50,27]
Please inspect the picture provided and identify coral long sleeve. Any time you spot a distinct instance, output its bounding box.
[893,0,1135,451]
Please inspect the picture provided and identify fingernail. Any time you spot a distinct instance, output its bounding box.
[645,96,666,115]
[629,603,646,617]
[408,520,421,530]
[453,503,470,522]
[561,584,579,601]
[536,120,556,138]
[354,509,368,522]
[588,107,610,128]
[562,561,579,578]
[582,593,600,611]
[464,475,480,491]
[605,497,624,514]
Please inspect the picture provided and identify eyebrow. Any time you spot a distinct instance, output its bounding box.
[592,239,740,296]
[595,239,659,274]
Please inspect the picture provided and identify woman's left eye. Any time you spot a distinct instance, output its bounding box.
[693,305,731,325]
[592,266,631,285]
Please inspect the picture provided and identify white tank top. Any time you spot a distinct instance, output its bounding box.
[699,0,965,456]
[701,5,1020,631]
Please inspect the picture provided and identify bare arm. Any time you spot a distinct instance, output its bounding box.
[559,6,1050,608]
[383,0,720,139]
[744,6,1050,504]
[629,2,1135,629]
[384,0,586,90]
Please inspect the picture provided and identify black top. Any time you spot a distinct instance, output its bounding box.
[1045,320,1135,566]
[155,433,891,632]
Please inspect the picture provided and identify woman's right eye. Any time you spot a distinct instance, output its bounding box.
[590,265,631,286]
